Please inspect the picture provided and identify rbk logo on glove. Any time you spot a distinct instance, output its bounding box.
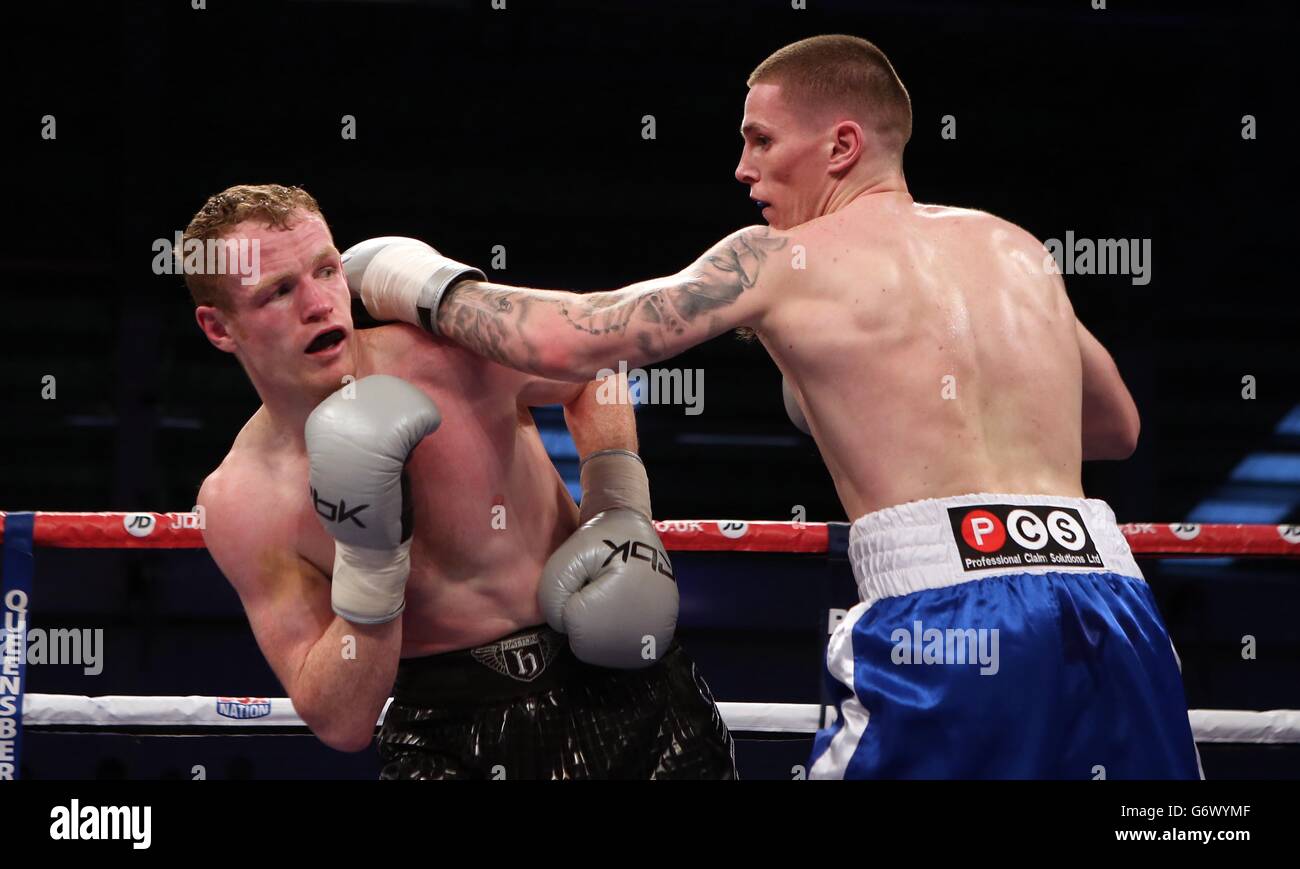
[312,487,369,528]
[600,538,675,580]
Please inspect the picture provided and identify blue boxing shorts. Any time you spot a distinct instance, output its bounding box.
[808,493,1202,779]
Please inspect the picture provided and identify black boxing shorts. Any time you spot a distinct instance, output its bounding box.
[377,625,737,779]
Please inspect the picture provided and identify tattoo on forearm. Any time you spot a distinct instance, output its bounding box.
[437,227,786,370]
[438,284,547,370]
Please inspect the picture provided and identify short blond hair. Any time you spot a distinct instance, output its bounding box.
[181,184,324,309]
[748,34,911,158]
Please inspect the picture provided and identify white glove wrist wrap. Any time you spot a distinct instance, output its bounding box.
[351,239,484,335]
[331,538,412,625]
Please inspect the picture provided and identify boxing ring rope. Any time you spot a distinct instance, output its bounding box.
[4,511,1300,745]
[17,696,1300,743]
[4,511,1300,555]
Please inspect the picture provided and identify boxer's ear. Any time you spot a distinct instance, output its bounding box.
[196,305,238,354]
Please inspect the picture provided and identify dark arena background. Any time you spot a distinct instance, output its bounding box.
[2,0,1297,782]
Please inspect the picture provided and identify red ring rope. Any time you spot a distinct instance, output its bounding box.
[1,512,1297,556]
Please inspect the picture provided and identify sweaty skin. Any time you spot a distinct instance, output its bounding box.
[194,214,632,749]
[203,325,583,652]
[434,83,1139,520]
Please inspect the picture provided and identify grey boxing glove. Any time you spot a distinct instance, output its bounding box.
[341,236,484,335]
[539,450,678,669]
[306,375,441,624]
[783,376,811,435]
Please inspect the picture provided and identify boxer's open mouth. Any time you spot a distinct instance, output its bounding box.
[754,200,770,210]
[305,328,346,354]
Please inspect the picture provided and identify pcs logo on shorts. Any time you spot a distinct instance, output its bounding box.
[947,504,1105,572]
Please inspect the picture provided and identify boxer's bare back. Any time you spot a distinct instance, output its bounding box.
[439,192,1138,521]
[757,193,1089,517]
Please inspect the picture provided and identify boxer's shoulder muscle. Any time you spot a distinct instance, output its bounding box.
[198,418,314,596]
[359,322,442,376]
[362,321,529,403]
[913,203,1046,255]
[197,456,332,695]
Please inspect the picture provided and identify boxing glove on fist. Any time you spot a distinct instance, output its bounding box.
[306,375,441,624]
[341,236,484,335]
[540,450,678,669]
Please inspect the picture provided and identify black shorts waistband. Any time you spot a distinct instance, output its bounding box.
[394,625,587,706]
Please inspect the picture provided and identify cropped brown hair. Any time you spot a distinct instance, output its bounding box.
[181,184,324,309]
[748,35,911,159]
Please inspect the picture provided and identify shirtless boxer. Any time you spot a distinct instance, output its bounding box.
[186,184,734,779]
[343,35,1202,779]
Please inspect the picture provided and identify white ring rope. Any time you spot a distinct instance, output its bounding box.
[20,694,1300,744]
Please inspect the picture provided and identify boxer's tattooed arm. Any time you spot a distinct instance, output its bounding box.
[437,284,550,373]
[438,227,787,377]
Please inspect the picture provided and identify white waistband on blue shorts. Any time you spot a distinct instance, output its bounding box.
[847,492,1143,604]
